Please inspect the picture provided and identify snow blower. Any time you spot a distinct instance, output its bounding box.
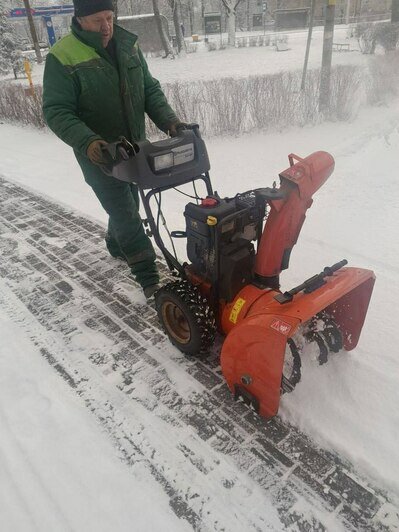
[105,125,375,418]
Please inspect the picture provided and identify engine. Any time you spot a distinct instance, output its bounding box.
[184,193,262,302]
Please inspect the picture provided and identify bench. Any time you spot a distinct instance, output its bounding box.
[333,42,350,52]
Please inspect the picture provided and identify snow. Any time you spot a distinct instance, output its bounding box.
[1,23,399,529]
[2,26,369,86]
[1,98,399,505]
[0,307,192,532]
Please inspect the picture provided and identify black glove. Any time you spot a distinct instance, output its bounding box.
[167,121,189,137]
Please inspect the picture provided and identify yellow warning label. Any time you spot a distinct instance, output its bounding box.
[229,298,246,324]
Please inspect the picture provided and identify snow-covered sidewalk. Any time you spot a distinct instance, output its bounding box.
[0,307,191,532]
[1,174,396,531]
[1,99,399,530]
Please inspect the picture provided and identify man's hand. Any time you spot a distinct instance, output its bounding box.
[86,139,109,165]
[168,121,189,137]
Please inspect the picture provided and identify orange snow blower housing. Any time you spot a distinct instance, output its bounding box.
[220,153,375,417]
[107,127,375,419]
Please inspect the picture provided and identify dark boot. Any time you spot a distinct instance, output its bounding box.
[143,283,161,300]
[129,257,159,291]
[104,232,125,260]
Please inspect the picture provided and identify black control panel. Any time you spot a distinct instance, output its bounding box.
[110,128,210,189]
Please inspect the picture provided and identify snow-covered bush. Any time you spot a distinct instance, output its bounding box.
[145,64,364,137]
[0,58,393,137]
[373,22,399,53]
[186,43,197,53]
[0,84,44,127]
[247,71,301,130]
[329,64,364,120]
[206,41,217,52]
[367,50,399,105]
[355,21,399,54]
[262,35,270,46]
[355,23,377,54]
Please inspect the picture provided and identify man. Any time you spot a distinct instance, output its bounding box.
[43,0,184,299]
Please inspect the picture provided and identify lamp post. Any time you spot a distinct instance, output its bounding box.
[392,0,399,23]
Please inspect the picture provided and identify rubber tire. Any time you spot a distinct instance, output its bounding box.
[155,280,216,357]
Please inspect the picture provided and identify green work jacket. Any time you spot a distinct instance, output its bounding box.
[42,19,177,182]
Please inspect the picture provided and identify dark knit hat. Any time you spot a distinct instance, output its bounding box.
[74,0,114,17]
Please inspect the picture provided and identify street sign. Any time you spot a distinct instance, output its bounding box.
[9,5,74,18]
[43,15,56,46]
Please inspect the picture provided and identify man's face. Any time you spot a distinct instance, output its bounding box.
[77,10,113,47]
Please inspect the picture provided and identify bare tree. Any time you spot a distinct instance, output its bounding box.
[117,0,152,16]
[168,0,185,52]
[152,0,174,57]
[22,0,42,63]
[220,0,244,46]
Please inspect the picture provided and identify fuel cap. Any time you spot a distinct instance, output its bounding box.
[201,197,218,207]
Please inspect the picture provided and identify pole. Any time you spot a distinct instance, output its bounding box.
[23,59,34,96]
[22,0,42,64]
[319,0,335,113]
[392,0,399,23]
[301,0,316,91]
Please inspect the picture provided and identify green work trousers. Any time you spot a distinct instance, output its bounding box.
[86,173,159,289]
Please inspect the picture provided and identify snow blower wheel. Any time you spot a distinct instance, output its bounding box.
[155,280,216,357]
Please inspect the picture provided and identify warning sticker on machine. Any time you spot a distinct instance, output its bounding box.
[270,319,292,336]
[229,298,246,324]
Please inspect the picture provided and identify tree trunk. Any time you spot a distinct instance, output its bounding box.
[188,0,194,35]
[227,8,236,47]
[152,0,173,57]
[22,0,42,64]
[170,0,185,52]
[222,0,242,47]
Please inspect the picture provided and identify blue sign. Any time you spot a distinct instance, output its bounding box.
[43,15,57,46]
[9,5,74,18]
